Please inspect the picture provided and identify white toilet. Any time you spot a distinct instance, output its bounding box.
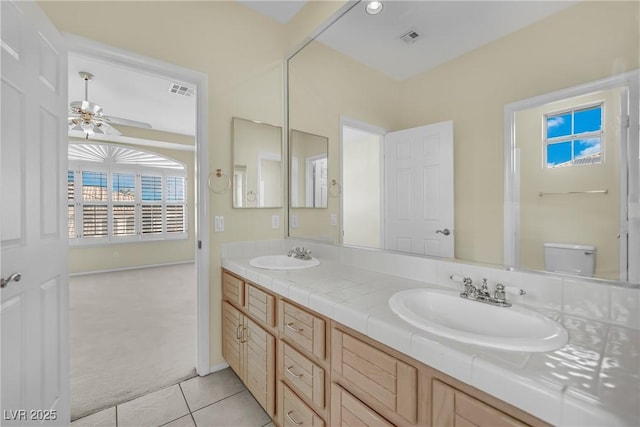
[544,243,596,277]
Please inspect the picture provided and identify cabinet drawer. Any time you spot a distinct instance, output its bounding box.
[281,300,326,360]
[282,342,325,410]
[331,383,394,427]
[246,282,275,327]
[332,328,418,424]
[433,380,527,427]
[282,383,325,427]
[222,271,243,306]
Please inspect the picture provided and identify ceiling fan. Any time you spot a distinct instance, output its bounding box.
[68,71,152,139]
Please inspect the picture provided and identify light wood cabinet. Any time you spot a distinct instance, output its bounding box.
[222,301,276,417]
[432,379,527,427]
[246,282,276,327]
[222,270,243,307]
[281,299,326,360]
[221,269,548,427]
[331,383,395,427]
[332,327,418,424]
[281,341,325,410]
[281,382,325,427]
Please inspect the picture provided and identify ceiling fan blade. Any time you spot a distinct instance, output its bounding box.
[95,121,122,136]
[105,115,152,129]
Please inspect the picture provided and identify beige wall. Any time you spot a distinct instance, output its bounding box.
[68,126,196,274]
[517,89,622,279]
[399,1,639,266]
[290,130,328,207]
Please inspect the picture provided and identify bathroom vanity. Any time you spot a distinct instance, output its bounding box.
[221,240,640,427]
[221,268,544,427]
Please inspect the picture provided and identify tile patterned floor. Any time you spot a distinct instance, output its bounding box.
[71,369,274,427]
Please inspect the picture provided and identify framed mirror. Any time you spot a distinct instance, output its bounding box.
[290,129,329,208]
[287,1,639,284]
[232,117,283,208]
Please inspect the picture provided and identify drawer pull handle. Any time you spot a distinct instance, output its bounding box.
[286,322,304,333]
[286,411,303,426]
[286,366,303,379]
[240,327,248,343]
[236,324,242,340]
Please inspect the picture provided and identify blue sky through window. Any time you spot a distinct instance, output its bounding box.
[546,104,602,167]
[142,176,162,201]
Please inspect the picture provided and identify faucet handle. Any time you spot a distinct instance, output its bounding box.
[494,283,506,302]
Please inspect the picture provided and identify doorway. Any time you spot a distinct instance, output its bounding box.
[341,119,385,249]
[65,35,210,419]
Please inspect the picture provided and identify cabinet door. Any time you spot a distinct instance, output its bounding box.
[245,316,276,418]
[332,328,418,423]
[282,383,325,427]
[432,380,527,427]
[222,271,244,306]
[246,282,275,327]
[281,300,326,360]
[222,302,243,378]
[331,383,394,427]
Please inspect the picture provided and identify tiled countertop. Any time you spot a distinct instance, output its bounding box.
[222,253,640,426]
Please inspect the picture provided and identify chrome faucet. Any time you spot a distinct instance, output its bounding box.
[460,278,515,307]
[287,247,312,260]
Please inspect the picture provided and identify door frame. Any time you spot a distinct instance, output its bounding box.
[503,69,639,283]
[64,33,211,375]
[339,116,386,248]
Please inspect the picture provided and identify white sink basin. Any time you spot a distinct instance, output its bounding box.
[249,255,320,270]
[389,288,568,352]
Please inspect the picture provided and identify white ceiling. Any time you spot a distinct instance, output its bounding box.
[316,1,577,81]
[237,0,307,24]
[69,1,576,137]
[68,53,196,136]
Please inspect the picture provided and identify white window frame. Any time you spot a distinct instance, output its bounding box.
[68,144,188,246]
[544,102,604,168]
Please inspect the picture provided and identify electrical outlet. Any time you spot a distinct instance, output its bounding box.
[291,214,298,229]
[271,215,280,230]
[214,216,224,232]
[330,213,338,226]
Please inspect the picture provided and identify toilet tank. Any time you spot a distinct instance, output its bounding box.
[544,243,596,277]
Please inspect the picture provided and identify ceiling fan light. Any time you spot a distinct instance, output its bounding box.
[366,1,383,15]
[81,121,95,137]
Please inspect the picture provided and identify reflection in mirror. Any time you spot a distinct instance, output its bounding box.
[287,1,639,284]
[290,130,328,208]
[232,117,282,208]
[506,76,639,283]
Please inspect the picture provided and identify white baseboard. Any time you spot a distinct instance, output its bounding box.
[69,260,195,277]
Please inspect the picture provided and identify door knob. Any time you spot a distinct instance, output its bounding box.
[436,228,451,236]
[1,273,22,288]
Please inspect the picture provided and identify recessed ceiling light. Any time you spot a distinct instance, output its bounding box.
[365,1,383,15]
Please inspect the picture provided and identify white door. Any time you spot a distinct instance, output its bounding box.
[1,1,69,424]
[384,121,454,257]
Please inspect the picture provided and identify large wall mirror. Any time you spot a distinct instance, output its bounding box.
[287,1,639,284]
[232,117,283,208]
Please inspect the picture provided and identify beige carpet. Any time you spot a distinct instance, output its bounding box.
[69,263,197,420]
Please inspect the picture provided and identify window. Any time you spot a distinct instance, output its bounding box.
[545,104,603,168]
[68,143,187,245]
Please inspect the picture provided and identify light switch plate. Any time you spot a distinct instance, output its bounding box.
[271,215,280,230]
[330,213,338,226]
[214,216,224,232]
[291,214,298,229]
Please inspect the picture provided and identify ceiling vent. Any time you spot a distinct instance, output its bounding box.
[169,83,194,97]
[400,29,422,44]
